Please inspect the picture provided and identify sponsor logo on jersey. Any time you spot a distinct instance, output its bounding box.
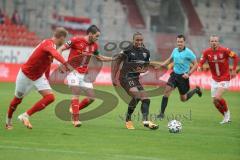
[143,52,147,58]
[219,53,223,58]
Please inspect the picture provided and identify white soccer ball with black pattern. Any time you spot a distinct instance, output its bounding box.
[167,120,182,133]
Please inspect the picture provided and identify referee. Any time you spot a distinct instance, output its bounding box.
[157,34,202,119]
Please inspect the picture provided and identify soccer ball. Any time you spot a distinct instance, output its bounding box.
[167,120,182,133]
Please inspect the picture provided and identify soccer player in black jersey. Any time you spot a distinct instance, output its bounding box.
[112,32,159,130]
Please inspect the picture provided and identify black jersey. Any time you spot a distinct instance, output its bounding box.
[119,45,150,79]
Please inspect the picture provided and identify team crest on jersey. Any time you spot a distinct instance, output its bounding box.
[66,40,72,46]
[131,52,135,56]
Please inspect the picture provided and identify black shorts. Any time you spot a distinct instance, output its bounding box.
[119,77,144,93]
[167,72,190,95]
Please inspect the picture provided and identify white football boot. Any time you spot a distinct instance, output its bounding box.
[5,116,13,130]
[220,110,231,124]
[18,113,32,129]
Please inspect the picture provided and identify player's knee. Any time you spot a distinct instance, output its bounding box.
[163,88,172,97]
[180,95,188,102]
[15,92,24,99]
[213,96,221,101]
[180,97,187,102]
[10,96,23,106]
[129,98,140,107]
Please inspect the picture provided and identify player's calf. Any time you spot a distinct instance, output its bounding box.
[185,86,202,101]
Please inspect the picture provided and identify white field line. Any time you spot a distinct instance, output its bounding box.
[0,145,165,160]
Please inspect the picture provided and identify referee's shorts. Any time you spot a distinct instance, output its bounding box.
[167,72,190,95]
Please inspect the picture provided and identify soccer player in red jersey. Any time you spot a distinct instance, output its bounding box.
[6,27,69,129]
[57,25,112,127]
[198,35,238,124]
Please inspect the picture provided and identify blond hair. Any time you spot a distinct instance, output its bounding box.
[53,27,68,38]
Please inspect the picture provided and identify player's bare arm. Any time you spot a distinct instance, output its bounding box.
[183,60,198,79]
[229,51,238,78]
[95,55,113,62]
[162,56,173,67]
[56,45,70,72]
[149,61,163,68]
[197,52,207,72]
[57,44,68,54]
[111,54,124,86]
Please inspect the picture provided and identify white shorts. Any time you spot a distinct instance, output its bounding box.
[211,79,229,97]
[15,69,51,98]
[66,71,93,89]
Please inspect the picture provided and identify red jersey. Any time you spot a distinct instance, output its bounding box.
[64,36,99,73]
[199,46,238,82]
[22,39,66,81]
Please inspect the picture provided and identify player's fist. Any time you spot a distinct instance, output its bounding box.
[231,70,237,79]
[197,67,202,72]
[182,73,189,79]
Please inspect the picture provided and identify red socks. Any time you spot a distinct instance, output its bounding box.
[26,94,55,116]
[8,96,22,118]
[70,98,93,121]
[79,98,92,110]
[71,99,79,114]
[213,98,228,115]
[219,98,228,112]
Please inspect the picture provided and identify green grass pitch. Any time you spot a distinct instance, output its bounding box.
[0,82,239,160]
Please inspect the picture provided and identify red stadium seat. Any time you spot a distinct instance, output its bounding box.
[0,22,41,46]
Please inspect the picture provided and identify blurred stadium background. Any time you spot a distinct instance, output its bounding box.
[0,0,239,88]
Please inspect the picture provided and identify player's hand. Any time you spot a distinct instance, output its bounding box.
[231,70,237,79]
[112,79,118,86]
[58,65,66,73]
[65,63,74,72]
[182,73,189,79]
[59,63,73,73]
[197,67,202,72]
[152,63,164,70]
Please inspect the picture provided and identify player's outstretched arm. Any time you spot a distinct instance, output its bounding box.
[149,61,168,70]
[229,51,239,78]
[96,55,113,62]
[198,51,207,72]
[57,45,70,72]
[45,46,73,72]
[111,54,124,86]
[161,56,173,67]
[57,45,68,55]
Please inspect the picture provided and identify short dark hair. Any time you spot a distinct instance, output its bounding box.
[177,34,185,41]
[87,25,100,34]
